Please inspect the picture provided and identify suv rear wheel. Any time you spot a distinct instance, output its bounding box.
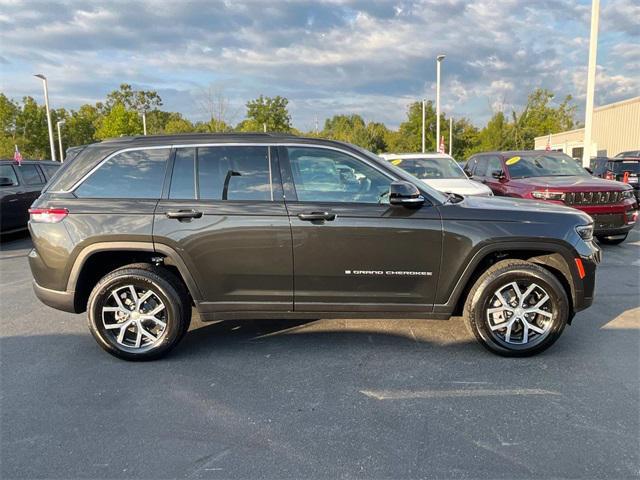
[464,259,569,356]
[87,264,191,360]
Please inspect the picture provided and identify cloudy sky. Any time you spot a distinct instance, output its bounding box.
[1,0,638,130]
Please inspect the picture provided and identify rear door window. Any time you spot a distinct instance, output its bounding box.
[19,164,45,185]
[75,148,170,198]
[0,165,19,186]
[197,146,272,201]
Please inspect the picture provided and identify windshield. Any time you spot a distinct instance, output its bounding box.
[388,156,467,180]
[615,151,640,158]
[506,153,589,179]
[610,160,640,174]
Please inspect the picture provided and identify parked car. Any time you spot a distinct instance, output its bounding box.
[590,156,640,200]
[615,150,640,158]
[29,134,599,360]
[378,153,493,197]
[465,150,638,245]
[0,159,60,234]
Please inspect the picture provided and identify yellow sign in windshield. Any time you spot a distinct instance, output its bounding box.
[390,159,403,166]
[506,156,521,165]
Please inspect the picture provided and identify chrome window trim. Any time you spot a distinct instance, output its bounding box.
[59,143,399,194]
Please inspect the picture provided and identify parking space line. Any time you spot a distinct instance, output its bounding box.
[360,388,559,400]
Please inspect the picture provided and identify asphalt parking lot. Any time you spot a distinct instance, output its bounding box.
[1,229,638,479]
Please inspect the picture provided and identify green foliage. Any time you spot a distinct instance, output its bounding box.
[95,103,143,140]
[241,95,291,132]
[0,86,577,161]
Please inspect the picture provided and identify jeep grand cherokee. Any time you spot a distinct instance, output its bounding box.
[28,134,600,360]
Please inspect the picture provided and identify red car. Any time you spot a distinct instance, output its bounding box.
[465,150,638,245]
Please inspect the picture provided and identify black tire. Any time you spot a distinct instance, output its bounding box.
[464,259,569,357]
[87,263,191,361]
[596,233,628,245]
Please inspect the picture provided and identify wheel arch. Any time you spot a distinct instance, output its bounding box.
[67,242,202,313]
[438,240,580,320]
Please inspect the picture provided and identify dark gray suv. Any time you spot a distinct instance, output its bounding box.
[28,134,600,360]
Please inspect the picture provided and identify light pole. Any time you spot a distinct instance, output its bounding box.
[141,110,147,135]
[582,0,599,168]
[34,74,57,162]
[56,120,65,162]
[435,54,446,152]
[449,117,453,156]
[421,99,426,153]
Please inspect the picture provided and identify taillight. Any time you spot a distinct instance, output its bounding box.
[28,208,69,223]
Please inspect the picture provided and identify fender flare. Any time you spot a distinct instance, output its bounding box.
[434,239,580,314]
[66,241,203,301]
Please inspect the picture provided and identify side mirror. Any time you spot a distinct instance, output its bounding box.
[0,176,16,187]
[584,167,593,174]
[389,181,424,207]
[491,170,505,180]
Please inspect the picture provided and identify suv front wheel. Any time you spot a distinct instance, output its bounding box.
[464,260,569,356]
[87,264,191,360]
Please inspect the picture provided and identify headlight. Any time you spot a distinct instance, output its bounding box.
[532,190,565,201]
[575,224,594,241]
[621,189,634,200]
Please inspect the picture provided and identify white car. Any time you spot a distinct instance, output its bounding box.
[379,153,493,197]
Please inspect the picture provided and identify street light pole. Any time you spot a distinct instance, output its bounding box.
[435,55,446,153]
[34,74,57,162]
[56,120,65,162]
[582,0,599,168]
[142,110,147,135]
[421,99,426,153]
[449,117,453,156]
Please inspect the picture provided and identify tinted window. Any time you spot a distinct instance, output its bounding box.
[169,148,196,199]
[20,164,44,185]
[609,160,640,174]
[389,156,466,179]
[197,146,271,201]
[41,164,60,181]
[75,148,170,198]
[486,156,502,175]
[474,157,489,176]
[506,153,589,179]
[0,165,19,186]
[287,147,391,203]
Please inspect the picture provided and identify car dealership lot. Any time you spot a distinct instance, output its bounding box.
[1,230,638,479]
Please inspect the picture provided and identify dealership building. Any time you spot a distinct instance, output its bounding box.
[534,96,640,158]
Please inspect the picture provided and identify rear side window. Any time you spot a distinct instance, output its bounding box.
[486,156,503,175]
[75,148,170,198]
[0,165,19,186]
[199,146,271,201]
[169,148,196,199]
[474,157,489,176]
[40,164,60,181]
[20,164,44,185]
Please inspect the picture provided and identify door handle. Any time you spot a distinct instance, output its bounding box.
[165,209,203,220]
[297,211,336,222]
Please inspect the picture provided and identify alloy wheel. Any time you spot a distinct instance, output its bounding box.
[485,281,554,346]
[101,284,167,351]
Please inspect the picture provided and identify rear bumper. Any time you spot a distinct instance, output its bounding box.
[32,280,76,313]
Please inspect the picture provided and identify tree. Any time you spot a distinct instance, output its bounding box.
[164,114,195,134]
[196,84,236,131]
[513,88,576,149]
[65,104,99,147]
[476,111,514,152]
[240,95,291,132]
[319,114,389,153]
[95,103,142,139]
[388,101,438,153]
[104,83,162,113]
[0,94,20,157]
[449,118,480,160]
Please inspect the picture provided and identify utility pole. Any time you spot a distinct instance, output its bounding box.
[421,99,426,153]
[142,110,147,135]
[582,0,599,168]
[449,117,453,156]
[34,74,57,162]
[435,55,446,153]
[56,120,65,162]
